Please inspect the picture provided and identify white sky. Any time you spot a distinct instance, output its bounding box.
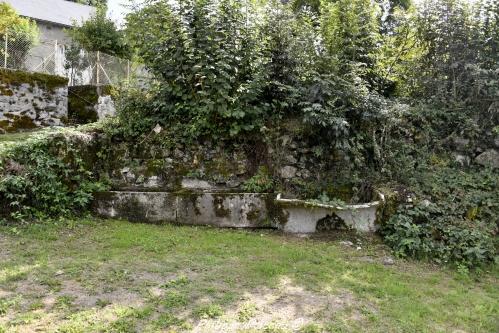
[106,0,480,27]
[106,0,136,26]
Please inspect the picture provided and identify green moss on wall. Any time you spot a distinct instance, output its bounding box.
[0,85,13,96]
[0,68,68,91]
[68,85,113,124]
[0,115,37,133]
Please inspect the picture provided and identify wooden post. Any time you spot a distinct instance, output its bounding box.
[54,39,58,74]
[127,59,130,83]
[96,51,100,86]
[3,32,8,69]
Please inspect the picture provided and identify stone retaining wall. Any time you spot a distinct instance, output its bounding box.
[0,69,68,132]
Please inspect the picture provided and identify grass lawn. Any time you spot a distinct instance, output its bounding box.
[0,218,497,333]
[0,130,42,153]
[0,131,39,143]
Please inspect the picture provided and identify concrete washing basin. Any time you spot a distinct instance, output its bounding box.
[274,193,385,233]
[93,191,384,233]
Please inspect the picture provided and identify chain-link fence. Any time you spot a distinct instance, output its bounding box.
[64,48,145,86]
[1,32,144,86]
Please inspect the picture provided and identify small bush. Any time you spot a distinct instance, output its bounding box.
[382,168,498,268]
[242,166,274,193]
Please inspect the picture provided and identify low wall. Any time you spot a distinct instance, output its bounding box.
[0,69,68,132]
[93,191,274,228]
[93,190,384,232]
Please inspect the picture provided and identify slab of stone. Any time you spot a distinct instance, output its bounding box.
[93,191,383,233]
[181,178,214,190]
[475,149,499,168]
[176,193,270,228]
[93,191,273,228]
[93,191,177,223]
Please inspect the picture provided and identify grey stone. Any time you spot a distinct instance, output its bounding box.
[382,257,395,266]
[121,167,135,182]
[95,95,116,119]
[280,135,291,146]
[0,77,67,131]
[93,191,273,228]
[143,176,160,188]
[279,165,297,179]
[454,153,470,166]
[181,178,213,190]
[276,195,382,233]
[475,149,499,168]
[299,169,312,179]
[285,155,297,164]
[174,148,184,158]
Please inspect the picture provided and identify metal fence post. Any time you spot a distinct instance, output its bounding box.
[3,31,7,69]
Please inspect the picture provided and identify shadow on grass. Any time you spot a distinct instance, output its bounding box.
[0,219,497,332]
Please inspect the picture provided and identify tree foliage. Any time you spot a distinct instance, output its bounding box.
[69,6,131,58]
[0,3,39,68]
[126,0,268,139]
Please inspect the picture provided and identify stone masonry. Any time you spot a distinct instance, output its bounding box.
[0,69,68,132]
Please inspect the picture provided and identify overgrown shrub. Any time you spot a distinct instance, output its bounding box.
[0,129,107,220]
[382,168,498,268]
[125,0,268,140]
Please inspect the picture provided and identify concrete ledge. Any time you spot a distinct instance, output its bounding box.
[93,191,273,228]
[92,191,384,233]
[275,193,384,233]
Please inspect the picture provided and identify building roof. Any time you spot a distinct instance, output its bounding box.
[4,0,96,27]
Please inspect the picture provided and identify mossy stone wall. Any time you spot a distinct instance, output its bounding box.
[68,85,114,124]
[0,69,68,133]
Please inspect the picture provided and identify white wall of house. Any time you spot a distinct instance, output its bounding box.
[24,22,69,76]
[37,21,72,44]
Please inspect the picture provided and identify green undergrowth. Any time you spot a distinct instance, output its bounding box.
[0,218,497,332]
[382,166,498,269]
[0,127,108,220]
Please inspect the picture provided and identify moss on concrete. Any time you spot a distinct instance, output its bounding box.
[0,115,37,133]
[213,195,231,218]
[68,85,113,125]
[0,85,13,96]
[0,68,67,91]
[68,85,99,124]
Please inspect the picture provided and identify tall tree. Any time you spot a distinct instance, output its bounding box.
[69,6,130,58]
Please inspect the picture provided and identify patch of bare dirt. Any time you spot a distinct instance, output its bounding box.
[191,277,363,333]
